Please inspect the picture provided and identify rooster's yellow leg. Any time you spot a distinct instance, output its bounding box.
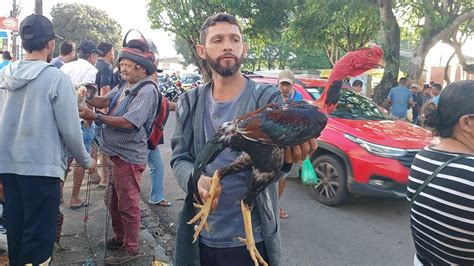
[187,171,220,243]
[238,201,268,266]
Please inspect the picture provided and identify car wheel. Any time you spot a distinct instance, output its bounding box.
[309,154,348,206]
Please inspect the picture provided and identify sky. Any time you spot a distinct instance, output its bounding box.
[0,0,178,58]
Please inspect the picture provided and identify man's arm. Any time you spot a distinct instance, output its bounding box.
[170,97,196,193]
[387,88,393,104]
[51,75,94,170]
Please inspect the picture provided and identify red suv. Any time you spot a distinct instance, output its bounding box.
[252,77,433,206]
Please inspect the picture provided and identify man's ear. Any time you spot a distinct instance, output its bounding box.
[196,44,206,60]
[243,42,249,58]
[47,39,55,50]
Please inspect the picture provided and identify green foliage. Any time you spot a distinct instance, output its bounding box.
[50,3,122,56]
[147,0,295,78]
[398,0,474,45]
[290,0,380,64]
[174,35,193,66]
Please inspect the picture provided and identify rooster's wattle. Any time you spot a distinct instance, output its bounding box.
[188,46,384,266]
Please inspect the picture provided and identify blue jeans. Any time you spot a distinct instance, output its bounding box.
[147,147,165,203]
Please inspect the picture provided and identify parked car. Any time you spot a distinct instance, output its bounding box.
[251,77,433,206]
[181,73,202,91]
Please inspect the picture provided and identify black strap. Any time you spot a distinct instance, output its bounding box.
[410,154,467,207]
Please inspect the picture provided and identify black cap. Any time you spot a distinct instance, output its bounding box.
[20,14,55,40]
[78,40,98,55]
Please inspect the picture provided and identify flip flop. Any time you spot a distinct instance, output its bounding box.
[279,209,289,219]
[149,200,171,207]
[69,201,88,210]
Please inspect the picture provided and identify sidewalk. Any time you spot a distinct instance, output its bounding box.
[52,171,171,265]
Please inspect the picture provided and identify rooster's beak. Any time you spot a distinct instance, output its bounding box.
[377,58,385,67]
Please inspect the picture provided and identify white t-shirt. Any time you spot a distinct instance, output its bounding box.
[60,58,98,84]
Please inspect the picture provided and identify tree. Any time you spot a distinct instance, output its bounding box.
[398,0,474,82]
[147,0,293,81]
[174,35,194,66]
[372,0,401,105]
[50,3,122,55]
[290,0,380,66]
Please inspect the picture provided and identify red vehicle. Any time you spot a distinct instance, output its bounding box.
[252,77,433,206]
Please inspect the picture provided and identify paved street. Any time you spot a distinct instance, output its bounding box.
[142,114,415,266]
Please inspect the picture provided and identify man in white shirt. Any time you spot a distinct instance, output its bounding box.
[61,40,99,209]
[61,40,98,84]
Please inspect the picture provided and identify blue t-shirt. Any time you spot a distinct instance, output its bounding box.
[200,84,263,248]
[50,57,65,69]
[432,95,440,105]
[0,60,11,70]
[289,90,303,102]
[388,86,412,117]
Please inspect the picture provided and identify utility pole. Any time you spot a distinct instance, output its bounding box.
[10,0,20,60]
[35,0,43,15]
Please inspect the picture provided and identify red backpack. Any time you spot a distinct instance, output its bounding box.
[147,89,170,150]
[117,80,169,150]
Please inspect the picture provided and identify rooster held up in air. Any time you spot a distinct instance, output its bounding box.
[188,46,384,266]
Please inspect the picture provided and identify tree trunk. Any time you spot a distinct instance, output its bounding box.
[372,0,400,106]
[185,38,212,82]
[407,8,474,82]
[443,52,455,84]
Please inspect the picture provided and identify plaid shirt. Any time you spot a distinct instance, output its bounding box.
[96,76,158,164]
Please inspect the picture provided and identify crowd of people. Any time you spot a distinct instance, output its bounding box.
[0,11,473,266]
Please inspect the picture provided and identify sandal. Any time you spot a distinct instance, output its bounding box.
[279,208,289,219]
[150,199,171,207]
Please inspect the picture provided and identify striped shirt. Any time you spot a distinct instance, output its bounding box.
[407,146,474,265]
[96,76,158,164]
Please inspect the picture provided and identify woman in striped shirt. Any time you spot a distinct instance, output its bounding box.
[408,80,474,265]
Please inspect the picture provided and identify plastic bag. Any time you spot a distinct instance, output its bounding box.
[301,157,318,185]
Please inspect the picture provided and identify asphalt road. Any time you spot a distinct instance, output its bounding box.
[141,115,415,266]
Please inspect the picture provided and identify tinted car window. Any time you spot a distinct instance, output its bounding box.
[306,87,387,120]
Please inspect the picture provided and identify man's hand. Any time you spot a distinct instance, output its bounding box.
[197,174,221,211]
[284,138,318,163]
[79,106,97,121]
[86,160,96,174]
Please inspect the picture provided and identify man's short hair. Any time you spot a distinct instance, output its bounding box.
[399,77,407,84]
[97,42,113,57]
[423,83,431,89]
[2,51,12,60]
[59,40,75,56]
[432,83,442,91]
[200,13,242,44]
[352,79,363,87]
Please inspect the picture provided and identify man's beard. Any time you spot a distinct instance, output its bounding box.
[207,53,243,77]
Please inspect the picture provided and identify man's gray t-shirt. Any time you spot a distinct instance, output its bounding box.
[200,84,263,248]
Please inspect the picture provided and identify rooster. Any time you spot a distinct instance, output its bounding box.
[188,46,384,266]
[75,82,97,109]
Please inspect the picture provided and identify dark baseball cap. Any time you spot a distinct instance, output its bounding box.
[20,14,56,40]
[78,40,98,55]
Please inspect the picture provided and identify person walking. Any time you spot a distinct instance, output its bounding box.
[0,51,12,70]
[387,77,413,120]
[408,80,474,265]
[276,69,303,219]
[80,38,159,264]
[0,14,94,265]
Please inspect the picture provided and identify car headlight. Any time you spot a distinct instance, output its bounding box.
[343,134,408,157]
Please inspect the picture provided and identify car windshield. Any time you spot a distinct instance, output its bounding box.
[306,87,388,120]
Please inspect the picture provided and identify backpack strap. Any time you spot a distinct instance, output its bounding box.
[410,154,467,207]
